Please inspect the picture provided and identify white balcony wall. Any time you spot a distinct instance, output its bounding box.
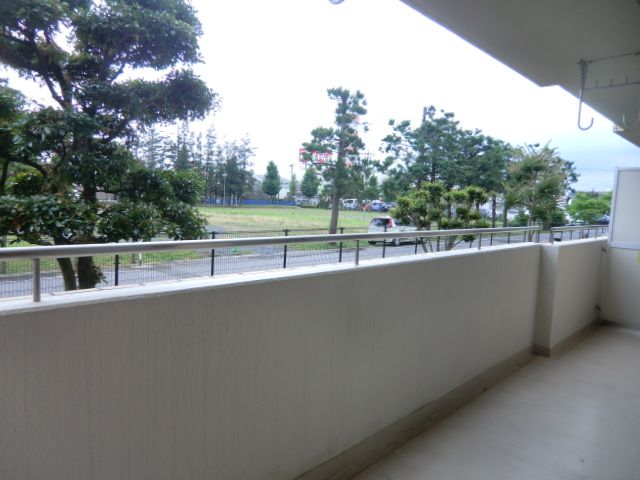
[535,238,605,354]
[0,244,541,480]
[602,248,640,328]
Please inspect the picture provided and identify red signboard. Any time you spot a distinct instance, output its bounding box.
[299,148,334,165]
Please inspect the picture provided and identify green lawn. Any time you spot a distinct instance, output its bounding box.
[0,207,380,275]
[200,206,378,232]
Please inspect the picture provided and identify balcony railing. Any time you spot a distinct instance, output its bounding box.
[0,225,608,303]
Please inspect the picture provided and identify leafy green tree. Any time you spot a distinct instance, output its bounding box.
[288,173,298,199]
[0,81,24,196]
[349,154,380,203]
[393,181,489,251]
[505,144,577,231]
[381,106,464,195]
[262,161,281,200]
[210,139,255,202]
[0,0,215,290]
[301,167,320,200]
[381,107,512,219]
[302,87,367,233]
[460,136,512,226]
[138,125,170,169]
[567,191,612,224]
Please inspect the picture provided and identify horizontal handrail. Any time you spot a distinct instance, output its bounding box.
[1,226,542,303]
[0,226,540,261]
[550,224,606,232]
[549,225,607,244]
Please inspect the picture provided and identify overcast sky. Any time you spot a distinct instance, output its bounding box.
[188,0,640,191]
[4,0,639,191]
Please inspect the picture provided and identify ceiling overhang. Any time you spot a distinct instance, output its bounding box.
[400,0,640,147]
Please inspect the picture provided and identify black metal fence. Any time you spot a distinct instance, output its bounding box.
[0,225,607,300]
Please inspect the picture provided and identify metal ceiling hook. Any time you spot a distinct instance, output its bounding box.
[577,59,594,131]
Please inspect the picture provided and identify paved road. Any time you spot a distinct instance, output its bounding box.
[0,231,561,299]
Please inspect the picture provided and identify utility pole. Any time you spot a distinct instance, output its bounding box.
[222,172,227,208]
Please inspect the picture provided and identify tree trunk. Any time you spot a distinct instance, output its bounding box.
[329,188,340,235]
[57,257,78,290]
[77,256,98,289]
[491,195,497,228]
[502,197,509,227]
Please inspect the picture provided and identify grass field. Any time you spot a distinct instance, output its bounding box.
[200,206,378,232]
[0,207,379,275]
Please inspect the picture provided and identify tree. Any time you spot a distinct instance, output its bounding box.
[0,0,215,290]
[301,167,320,200]
[302,87,367,233]
[262,161,281,200]
[393,181,489,251]
[288,173,298,199]
[380,107,513,220]
[505,144,578,231]
[138,125,171,169]
[462,137,512,227]
[0,81,24,196]
[381,106,464,196]
[567,191,612,224]
[349,154,380,203]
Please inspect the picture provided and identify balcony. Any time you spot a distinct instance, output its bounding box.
[2,0,639,478]
[0,232,617,479]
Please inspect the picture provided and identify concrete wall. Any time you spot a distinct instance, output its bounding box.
[534,238,605,355]
[602,247,640,328]
[0,244,541,480]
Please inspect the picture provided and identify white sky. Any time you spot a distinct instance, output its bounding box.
[189,0,640,190]
[4,0,639,191]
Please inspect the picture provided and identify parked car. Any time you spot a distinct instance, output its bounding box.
[367,216,418,246]
[384,201,397,211]
[370,200,387,212]
[341,198,359,210]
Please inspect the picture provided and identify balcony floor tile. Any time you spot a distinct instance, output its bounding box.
[355,325,640,480]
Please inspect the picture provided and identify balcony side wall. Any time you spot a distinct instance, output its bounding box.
[535,238,605,355]
[602,247,640,327]
[0,245,540,480]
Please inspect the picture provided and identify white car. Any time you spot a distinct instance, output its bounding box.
[341,198,359,210]
[368,217,418,246]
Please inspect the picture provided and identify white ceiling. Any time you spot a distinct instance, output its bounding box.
[400,0,640,146]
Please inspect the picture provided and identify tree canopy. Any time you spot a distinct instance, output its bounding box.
[0,0,216,290]
[300,167,320,200]
[505,144,577,229]
[262,161,281,199]
[302,87,367,233]
[566,191,611,224]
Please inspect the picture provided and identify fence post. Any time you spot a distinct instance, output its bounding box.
[507,232,511,244]
[382,225,387,258]
[0,236,6,274]
[490,233,494,246]
[210,231,216,276]
[414,236,419,254]
[536,228,541,243]
[550,228,554,245]
[477,232,482,250]
[32,258,41,303]
[114,254,120,285]
[339,227,344,263]
[283,229,289,269]
[355,240,360,266]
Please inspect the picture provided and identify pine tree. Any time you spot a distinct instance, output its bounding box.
[262,161,281,200]
[301,168,321,199]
